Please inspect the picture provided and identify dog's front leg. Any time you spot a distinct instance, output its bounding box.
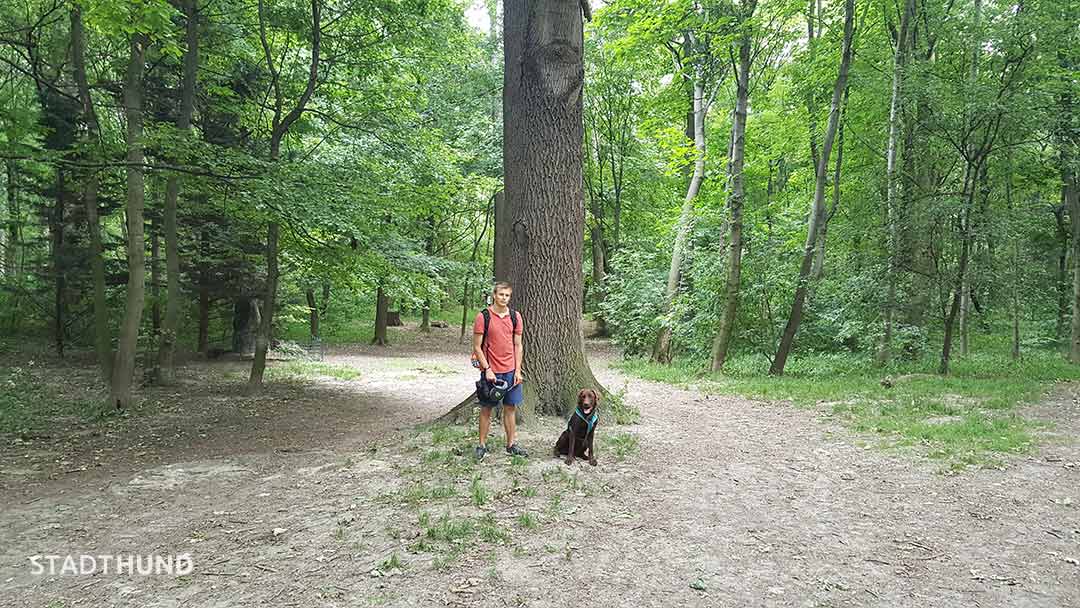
[587,431,597,466]
[566,432,576,466]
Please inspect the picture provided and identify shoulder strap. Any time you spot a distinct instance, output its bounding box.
[509,308,518,332]
[481,308,491,350]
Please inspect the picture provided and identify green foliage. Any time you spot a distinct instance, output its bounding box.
[619,346,1077,470]
[602,432,641,461]
[606,383,641,425]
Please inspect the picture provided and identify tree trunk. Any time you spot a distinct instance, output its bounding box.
[373,285,389,346]
[653,77,706,363]
[71,5,111,379]
[109,35,149,410]
[711,28,753,371]
[50,172,66,358]
[940,172,977,375]
[248,222,278,387]
[3,161,17,280]
[502,0,603,418]
[770,0,855,376]
[421,299,431,332]
[878,0,914,366]
[306,287,319,340]
[493,189,510,283]
[232,296,259,355]
[1068,163,1080,363]
[198,228,210,355]
[590,219,608,337]
[157,0,199,384]
[151,220,161,336]
[249,0,321,389]
[959,278,970,356]
[1054,203,1069,345]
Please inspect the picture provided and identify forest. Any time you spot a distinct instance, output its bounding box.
[1,0,1079,605]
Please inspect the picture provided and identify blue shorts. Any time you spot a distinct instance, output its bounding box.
[478,370,523,407]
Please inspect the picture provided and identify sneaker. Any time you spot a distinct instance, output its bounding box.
[474,445,489,461]
[505,443,528,457]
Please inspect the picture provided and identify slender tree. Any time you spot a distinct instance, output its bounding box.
[770,0,855,376]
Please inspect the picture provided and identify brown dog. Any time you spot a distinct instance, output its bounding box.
[553,389,600,466]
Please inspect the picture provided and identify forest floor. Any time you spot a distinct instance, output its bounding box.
[1,327,1078,607]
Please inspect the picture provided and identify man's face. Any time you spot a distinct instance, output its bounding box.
[494,288,512,308]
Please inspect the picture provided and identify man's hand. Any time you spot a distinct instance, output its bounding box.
[513,371,523,386]
[485,368,496,382]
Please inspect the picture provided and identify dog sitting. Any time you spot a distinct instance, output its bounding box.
[553,388,600,466]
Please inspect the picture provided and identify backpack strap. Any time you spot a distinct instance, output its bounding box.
[480,308,492,351]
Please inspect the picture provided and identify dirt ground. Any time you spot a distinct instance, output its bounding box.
[1,326,1078,607]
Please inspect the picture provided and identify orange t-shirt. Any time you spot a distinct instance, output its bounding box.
[473,307,523,373]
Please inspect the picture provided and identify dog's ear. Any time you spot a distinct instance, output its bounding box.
[577,389,588,406]
[591,389,601,408]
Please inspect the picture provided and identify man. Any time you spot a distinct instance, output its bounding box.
[472,282,527,459]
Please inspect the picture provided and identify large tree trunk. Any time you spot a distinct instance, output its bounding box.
[711,27,753,371]
[157,0,199,384]
[878,0,914,365]
[653,77,706,363]
[502,0,602,418]
[373,285,389,346]
[109,35,149,410]
[71,6,111,380]
[770,0,855,376]
[493,190,510,283]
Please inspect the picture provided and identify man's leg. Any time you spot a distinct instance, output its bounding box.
[502,405,516,447]
[479,406,492,447]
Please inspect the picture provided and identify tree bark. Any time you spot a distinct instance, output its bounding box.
[770,0,855,376]
[493,189,510,283]
[233,296,259,355]
[71,5,111,378]
[373,285,389,346]
[653,76,706,363]
[711,25,754,371]
[1068,163,1080,363]
[502,0,603,417]
[109,34,149,410]
[157,0,199,384]
[151,220,161,336]
[878,0,913,366]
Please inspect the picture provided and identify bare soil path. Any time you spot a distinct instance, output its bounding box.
[1,327,1077,607]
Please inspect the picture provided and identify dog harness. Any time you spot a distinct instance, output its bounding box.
[567,407,599,434]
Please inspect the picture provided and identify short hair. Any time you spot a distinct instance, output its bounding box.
[493,281,513,293]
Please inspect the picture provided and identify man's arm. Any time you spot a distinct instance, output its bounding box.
[472,333,490,370]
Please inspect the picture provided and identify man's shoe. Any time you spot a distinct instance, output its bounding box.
[505,443,528,457]
[475,445,489,461]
